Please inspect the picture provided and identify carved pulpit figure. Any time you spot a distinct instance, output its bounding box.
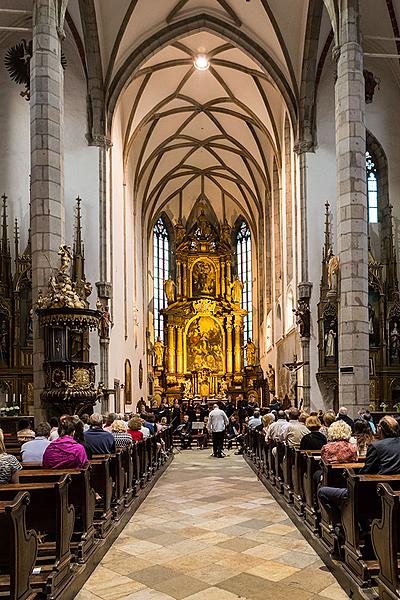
[164,278,176,304]
[245,338,256,366]
[391,322,400,359]
[58,244,73,274]
[231,277,244,304]
[154,336,164,368]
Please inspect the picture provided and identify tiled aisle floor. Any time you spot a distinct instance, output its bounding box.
[76,450,349,600]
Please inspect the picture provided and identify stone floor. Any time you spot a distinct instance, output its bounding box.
[76,449,349,600]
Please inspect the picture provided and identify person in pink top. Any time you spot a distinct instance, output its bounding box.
[43,417,88,469]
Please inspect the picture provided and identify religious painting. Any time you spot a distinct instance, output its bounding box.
[192,260,215,296]
[186,316,223,372]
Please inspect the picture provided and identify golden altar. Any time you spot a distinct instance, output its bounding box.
[154,209,255,400]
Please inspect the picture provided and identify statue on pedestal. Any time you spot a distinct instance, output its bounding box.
[183,378,192,397]
[324,321,337,358]
[153,336,165,368]
[267,364,275,395]
[231,277,243,304]
[327,248,339,293]
[164,278,176,304]
[245,338,256,366]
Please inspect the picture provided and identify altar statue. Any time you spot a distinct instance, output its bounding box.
[245,338,256,366]
[164,278,176,304]
[267,364,275,395]
[183,378,192,397]
[154,336,164,367]
[231,277,244,304]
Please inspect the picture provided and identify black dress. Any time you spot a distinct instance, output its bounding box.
[299,431,327,450]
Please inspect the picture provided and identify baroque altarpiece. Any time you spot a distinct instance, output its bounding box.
[152,208,261,402]
[317,201,400,411]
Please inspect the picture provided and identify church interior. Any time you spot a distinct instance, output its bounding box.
[1,0,400,599]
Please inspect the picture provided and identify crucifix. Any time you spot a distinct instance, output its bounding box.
[283,354,306,408]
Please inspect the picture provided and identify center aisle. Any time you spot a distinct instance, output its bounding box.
[77,450,348,600]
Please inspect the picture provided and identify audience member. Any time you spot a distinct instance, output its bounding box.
[227,414,242,451]
[140,417,151,438]
[262,413,275,440]
[103,413,117,432]
[49,416,59,440]
[248,410,262,430]
[84,413,116,455]
[21,421,51,464]
[320,421,357,463]
[319,411,336,438]
[267,410,288,441]
[112,419,133,449]
[127,418,144,442]
[43,418,88,469]
[300,416,327,450]
[353,419,374,458]
[0,428,22,483]
[283,407,309,448]
[16,418,35,442]
[81,413,90,432]
[336,406,354,431]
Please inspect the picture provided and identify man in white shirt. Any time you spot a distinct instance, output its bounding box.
[208,403,229,458]
[21,422,51,465]
[248,410,262,429]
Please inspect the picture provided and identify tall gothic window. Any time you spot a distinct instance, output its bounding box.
[366,150,378,224]
[236,220,253,343]
[153,217,170,341]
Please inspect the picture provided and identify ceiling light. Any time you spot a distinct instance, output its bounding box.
[194,54,210,71]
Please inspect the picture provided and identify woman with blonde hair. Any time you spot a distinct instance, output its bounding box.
[321,420,357,463]
[0,428,22,483]
[111,419,133,449]
[262,413,275,440]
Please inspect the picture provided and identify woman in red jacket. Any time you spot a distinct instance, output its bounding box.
[127,417,144,442]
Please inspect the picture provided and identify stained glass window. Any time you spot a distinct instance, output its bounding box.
[236,221,253,347]
[366,150,378,224]
[153,218,169,341]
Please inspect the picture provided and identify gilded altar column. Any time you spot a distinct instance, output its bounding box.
[226,261,232,300]
[176,325,184,374]
[176,260,182,298]
[234,320,242,373]
[226,317,233,373]
[167,325,176,373]
[182,262,188,297]
[221,261,226,297]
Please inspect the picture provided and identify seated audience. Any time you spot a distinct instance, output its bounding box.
[112,419,133,449]
[283,407,309,448]
[103,412,117,432]
[49,416,59,440]
[299,416,327,450]
[21,421,51,464]
[16,418,35,442]
[227,414,242,451]
[318,416,400,525]
[84,413,116,455]
[319,411,336,438]
[336,406,354,431]
[143,414,156,434]
[176,414,192,449]
[353,419,374,458]
[81,413,90,432]
[140,417,151,438]
[362,410,377,435]
[43,418,88,469]
[127,417,144,442]
[0,428,22,483]
[321,420,357,463]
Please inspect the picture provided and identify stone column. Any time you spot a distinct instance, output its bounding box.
[226,317,233,373]
[176,326,184,374]
[167,325,176,373]
[335,0,369,413]
[30,0,66,417]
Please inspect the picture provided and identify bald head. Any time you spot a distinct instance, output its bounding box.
[379,416,400,439]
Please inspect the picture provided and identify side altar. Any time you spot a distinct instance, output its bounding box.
[153,210,260,402]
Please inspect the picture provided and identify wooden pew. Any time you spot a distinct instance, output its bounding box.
[0,476,75,599]
[303,451,322,535]
[292,449,307,516]
[19,467,96,564]
[282,445,295,503]
[341,470,400,587]
[371,482,400,600]
[273,441,285,494]
[88,457,113,537]
[0,492,38,600]
[319,461,364,559]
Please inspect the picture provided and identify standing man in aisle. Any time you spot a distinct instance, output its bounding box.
[208,403,229,458]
